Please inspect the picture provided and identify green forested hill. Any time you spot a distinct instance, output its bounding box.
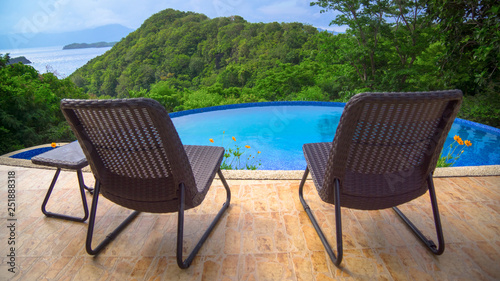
[71,9,340,110]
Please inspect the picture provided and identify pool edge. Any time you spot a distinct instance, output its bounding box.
[1,155,499,180]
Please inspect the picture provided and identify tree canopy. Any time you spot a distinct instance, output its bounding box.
[0,54,87,154]
[311,0,499,125]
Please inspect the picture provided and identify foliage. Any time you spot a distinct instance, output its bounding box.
[310,0,435,91]
[427,0,500,127]
[309,1,498,127]
[0,54,88,155]
[458,90,500,128]
[427,0,499,96]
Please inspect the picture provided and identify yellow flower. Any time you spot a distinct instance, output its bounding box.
[232,136,236,141]
[454,135,463,143]
[209,138,214,143]
[223,131,225,134]
[245,145,251,149]
[51,142,57,148]
[258,151,261,154]
[465,140,472,147]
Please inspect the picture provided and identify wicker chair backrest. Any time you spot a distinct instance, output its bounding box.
[61,98,196,210]
[321,90,463,209]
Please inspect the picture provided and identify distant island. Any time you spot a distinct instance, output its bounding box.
[63,41,117,50]
[7,56,31,65]
[0,24,134,49]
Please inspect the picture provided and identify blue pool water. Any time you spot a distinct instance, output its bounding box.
[171,102,500,170]
[10,147,55,160]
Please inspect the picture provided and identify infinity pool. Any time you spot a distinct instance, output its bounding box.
[171,102,500,170]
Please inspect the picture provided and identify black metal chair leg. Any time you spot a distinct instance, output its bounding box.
[177,169,231,269]
[41,168,90,222]
[77,169,94,195]
[299,167,343,266]
[86,180,140,255]
[393,174,445,255]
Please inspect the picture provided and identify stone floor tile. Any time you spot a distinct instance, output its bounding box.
[1,165,499,280]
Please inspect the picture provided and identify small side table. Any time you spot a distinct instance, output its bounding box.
[31,141,93,222]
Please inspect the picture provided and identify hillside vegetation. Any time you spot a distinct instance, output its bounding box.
[71,9,331,109]
[0,54,87,154]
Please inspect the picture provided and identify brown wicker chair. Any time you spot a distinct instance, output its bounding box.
[60,98,231,269]
[298,90,463,266]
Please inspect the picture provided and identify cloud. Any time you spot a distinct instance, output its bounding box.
[258,0,307,17]
[254,0,337,28]
[316,25,348,33]
[5,0,162,33]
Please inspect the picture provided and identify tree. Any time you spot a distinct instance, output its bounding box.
[428,0,499,95]
[426,0,500,127]
[311,0,390,86]
[310,0,433,90]
[384,0,434,89]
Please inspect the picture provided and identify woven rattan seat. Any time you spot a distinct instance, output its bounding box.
[60,98,231,269]
[298,90,463,266]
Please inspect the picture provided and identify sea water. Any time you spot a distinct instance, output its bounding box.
[0,45,112,77]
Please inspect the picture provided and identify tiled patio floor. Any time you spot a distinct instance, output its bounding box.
[0,165,499,280]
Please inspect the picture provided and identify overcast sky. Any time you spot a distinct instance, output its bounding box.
[0,0,345,35]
